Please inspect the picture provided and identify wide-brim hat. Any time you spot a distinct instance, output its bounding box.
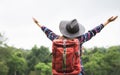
[59,19,85,38]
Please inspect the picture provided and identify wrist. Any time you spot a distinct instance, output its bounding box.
[103,21,109,26]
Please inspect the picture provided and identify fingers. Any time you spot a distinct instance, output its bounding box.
[32,17,42,28]
[111,16,118,21]
[32,17,36,21]
[32,17,38,24]
[108,16,118,22]
[113,16,118,20]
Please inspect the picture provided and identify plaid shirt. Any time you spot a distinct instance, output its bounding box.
[41,24,104,47]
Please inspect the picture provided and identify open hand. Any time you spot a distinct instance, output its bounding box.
[104,16,118,26]
[32,17,41,28]
[107,16,118,22]
[32,17,39,24]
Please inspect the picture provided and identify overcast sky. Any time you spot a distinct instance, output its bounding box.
[0,0,120,50]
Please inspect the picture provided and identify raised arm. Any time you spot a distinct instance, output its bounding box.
[103,16,118,26]
[32,17,59,41]
[79,16,118,43]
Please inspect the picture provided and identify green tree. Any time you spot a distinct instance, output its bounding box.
[7,51,27,75]
[26,45,51,75]
[83,46,120,75]
[103,46,120,75]
[0,61,9,75]
[0,47,12,62]
[35,62,52,75]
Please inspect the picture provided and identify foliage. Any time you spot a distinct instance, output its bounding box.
[83,46,120,75]
[0,61,9,75]
[35,62,52,75]
[26,45,52,75]
[0,33,120,75]
[7,52,27,75]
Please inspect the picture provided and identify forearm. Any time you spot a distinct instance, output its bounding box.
[79,24,104,43]
[103,20,115,26]
[33,17,59,41]
[36,23,41,28]
[103,21,109,26]
[41,26,59,41]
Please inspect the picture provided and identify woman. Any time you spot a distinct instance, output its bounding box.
[33,16,118,75]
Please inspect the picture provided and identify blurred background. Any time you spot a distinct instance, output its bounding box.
[0,0,120,75]
[0,0,120,49]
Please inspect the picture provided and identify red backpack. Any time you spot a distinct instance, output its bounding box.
[52,39,81,75]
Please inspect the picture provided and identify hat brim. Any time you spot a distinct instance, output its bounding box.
[59,21,85,38]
